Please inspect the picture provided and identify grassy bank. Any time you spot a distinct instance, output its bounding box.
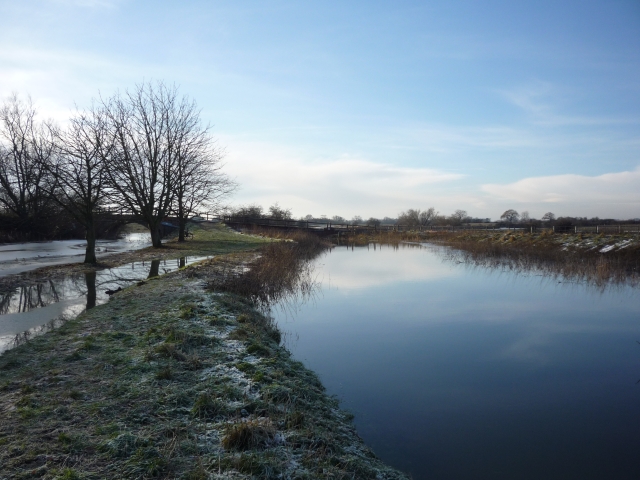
[0,225,407,479]
[340,229,640,287]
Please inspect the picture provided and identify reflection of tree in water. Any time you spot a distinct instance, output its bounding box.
[0,258,193,317]
[12,313,74,349]
[85,271,97,309]
[2,256,204,353]
[0,280,64,314]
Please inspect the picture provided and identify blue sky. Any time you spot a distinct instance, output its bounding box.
[1,0,639,219]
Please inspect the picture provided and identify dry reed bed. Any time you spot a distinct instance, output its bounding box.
[341,229,640,288]
[208,229,329,308]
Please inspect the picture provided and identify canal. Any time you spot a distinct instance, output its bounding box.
[273,243,640,480]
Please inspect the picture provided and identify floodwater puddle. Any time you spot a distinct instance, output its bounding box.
[0,256,207,352]
[0,233,152,276]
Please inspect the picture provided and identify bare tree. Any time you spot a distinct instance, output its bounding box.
[542,212,555,222]
[419,207,438,226]
[520,211,530,223]
[171,118,235,242]
[500,209,519,224]
[397,208,438,227]
[0,94,51,229]
[44,104,113,263]
[397,209,420,226]
[268,202,292,220]
[450,209,468,224]
[104,82,191,248]
[234,204,264,218]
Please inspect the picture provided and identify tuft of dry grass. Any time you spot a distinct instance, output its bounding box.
[222,419,277,451]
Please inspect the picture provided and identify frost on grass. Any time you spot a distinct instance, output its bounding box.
[0,260,408,479]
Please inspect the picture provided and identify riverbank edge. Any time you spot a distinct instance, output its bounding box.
[340,229,640,255]
[0,227,408,479]
[340,229,639,282]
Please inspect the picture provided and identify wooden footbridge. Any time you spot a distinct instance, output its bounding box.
[94,207,178,237]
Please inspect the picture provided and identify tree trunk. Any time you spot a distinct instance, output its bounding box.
[148,259,160,278]
[84,222,97,264]
[150,224,162,248]
[178,215,186,242]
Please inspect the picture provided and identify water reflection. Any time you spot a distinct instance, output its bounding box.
[0,280,66,315]
[274,243,640,480]
[0,232,152,276]
[0,256,208,352]
[323,243,456,290]
[85,271,97,309]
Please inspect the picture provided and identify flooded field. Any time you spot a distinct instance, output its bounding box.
[0,256,207,352]
[273,243,640,480]
[0,233,151,276]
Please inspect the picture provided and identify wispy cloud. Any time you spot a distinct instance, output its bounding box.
[482,167,640,217]
[499,81,640,127]
[222,138,465,218]
[0,45,161,121]
[46,0,123,8]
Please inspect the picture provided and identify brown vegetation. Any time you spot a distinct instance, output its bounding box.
[340,228,640,287]
[208,229,330,308]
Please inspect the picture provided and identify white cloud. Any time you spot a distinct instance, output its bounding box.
[482,167,640,217]
[0,45,163,122]
[46,0,123,8]
[222,138,465,218]
[222,137,640,220]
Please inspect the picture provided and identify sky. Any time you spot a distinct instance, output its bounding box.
[1,0,639,220]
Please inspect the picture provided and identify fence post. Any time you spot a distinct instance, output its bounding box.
[552,226,555,233]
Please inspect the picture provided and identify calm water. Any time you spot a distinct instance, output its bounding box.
[0,232,152,276]
[274,243,640,480]
[0,256,207,352]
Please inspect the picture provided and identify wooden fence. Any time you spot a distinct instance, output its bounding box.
[221,216,640,235]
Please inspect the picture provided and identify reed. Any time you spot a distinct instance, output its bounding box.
[432,231,640,288]
[208,229,329,308]
[335,229,639,287]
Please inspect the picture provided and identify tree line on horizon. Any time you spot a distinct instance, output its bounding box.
[0,82,234,263]
[229,204,638,228]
